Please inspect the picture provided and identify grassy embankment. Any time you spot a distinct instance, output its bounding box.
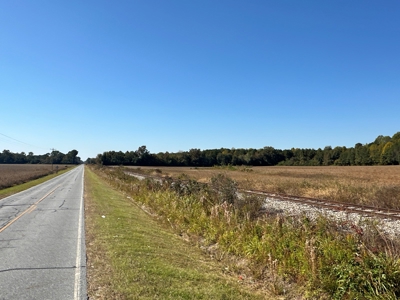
[94,165,400,299]
[0,165,74,199]
[85,166,267,299]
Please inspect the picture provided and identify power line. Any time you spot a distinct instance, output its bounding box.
[0,132,49,151]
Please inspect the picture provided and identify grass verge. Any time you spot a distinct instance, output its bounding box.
[84,166,268,299]
[0,166,76,199]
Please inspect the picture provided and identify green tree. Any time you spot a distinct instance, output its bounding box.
[216,149,232,165]
[311,148,324,165]
[374,135,391,145]
[323,146,333,166]
[355,144,371,165]
[392,131,400,141]
[1,150,13,163]
[189,148,203,166]
[381,142,397,165]
[136,146,151,165]
[63,149,79,164]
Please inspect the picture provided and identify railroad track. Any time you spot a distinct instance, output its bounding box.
[242,189,400,221]
[124,171,400,221]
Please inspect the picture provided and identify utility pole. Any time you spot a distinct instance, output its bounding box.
[50,148,55,172]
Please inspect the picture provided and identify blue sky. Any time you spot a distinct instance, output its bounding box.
[1,1,399,160]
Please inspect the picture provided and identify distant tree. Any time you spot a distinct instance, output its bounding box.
[331,146,344,164]
[323,146,333,166]
[336,148,355,166]
[392,132,400,142]
[368,144,379,165]
[95,154,103,165]
[355,144,371,165]
[311,148,324,165]
[282,149,294,162]
[62,150,79,164]
[1,150,13,163]
[49,150,65,164]
[111,151,125,165]
[216,149,232,165]
[381,142,397,165]
[124,151,138,165]
[86,131,400,167]
[203,149,218,166]
[374,135,391,145]
[135,146,151,165]
[189,148,203,166]
[259,146,284,166]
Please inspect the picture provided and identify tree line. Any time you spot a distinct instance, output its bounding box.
[0,149,81,164]
[87,132,400,167]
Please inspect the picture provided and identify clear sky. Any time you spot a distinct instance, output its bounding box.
[1,1,399,160]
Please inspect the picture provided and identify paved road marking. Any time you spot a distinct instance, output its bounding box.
[74,167,84,300]
[0,185,60,233]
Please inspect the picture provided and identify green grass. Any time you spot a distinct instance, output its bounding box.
[0,166,76,199]
[85,167,267,300]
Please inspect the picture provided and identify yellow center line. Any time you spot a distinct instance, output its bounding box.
[0,185,60,233]
[27,204,38,214]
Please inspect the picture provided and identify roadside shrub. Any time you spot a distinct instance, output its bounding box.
[209,174,238,205]
[234,194,264,221]
[327,254,400,300]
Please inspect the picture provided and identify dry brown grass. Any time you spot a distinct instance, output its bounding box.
[126,165,400,209]
[0,164,68,190]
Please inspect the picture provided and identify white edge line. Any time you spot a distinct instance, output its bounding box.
[74,166,84,300]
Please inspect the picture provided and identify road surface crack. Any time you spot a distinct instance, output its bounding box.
[59,199,66,208]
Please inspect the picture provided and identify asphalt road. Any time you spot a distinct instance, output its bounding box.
[0,165,86,300]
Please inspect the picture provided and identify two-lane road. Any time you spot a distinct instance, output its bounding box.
[0,165,86,300]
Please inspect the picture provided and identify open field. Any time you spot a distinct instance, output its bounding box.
[0,164,69,190]
[126,165,400,209]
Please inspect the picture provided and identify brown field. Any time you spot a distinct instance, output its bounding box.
[0,164,68,190]
[125,165,400,209]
